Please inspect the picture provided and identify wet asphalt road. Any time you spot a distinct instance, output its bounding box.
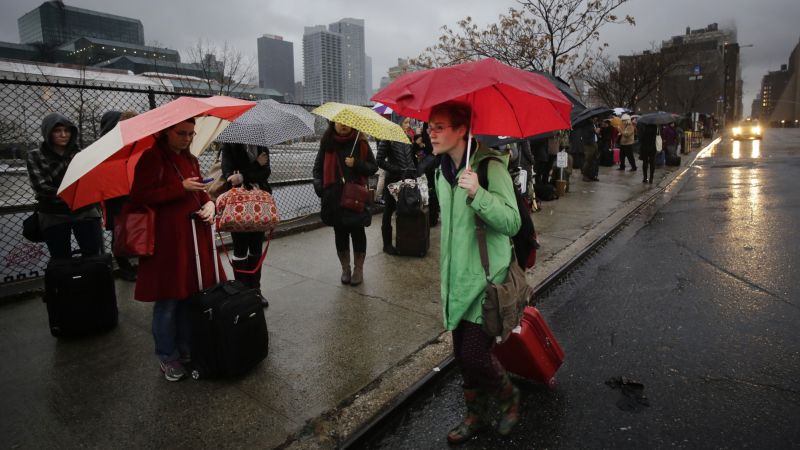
[361,129,800,449]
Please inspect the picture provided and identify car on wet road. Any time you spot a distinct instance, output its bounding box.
[729,119,761,140]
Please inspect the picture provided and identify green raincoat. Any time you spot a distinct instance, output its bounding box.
[435,144,521,330]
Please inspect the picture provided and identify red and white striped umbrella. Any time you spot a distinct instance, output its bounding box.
[58,96,255,210]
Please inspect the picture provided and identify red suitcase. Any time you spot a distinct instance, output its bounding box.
[493,306,564,389]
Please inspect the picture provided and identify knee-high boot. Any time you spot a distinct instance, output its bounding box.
[381,225,397,255]
[248,254,268,308]
[350,252,365,286]
[231,257,249,286]
[446,387,489,444]
[337,250,351,284]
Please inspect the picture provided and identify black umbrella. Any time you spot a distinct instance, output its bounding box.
[535,72,587,114]
[475,130,558,148]
[571,106,613,127]
[638,111,680,125]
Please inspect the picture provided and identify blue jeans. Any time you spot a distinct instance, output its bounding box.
[152,300,191,363]
[43,218,103,259]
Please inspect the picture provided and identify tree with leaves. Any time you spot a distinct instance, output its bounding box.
[410,0,634,78]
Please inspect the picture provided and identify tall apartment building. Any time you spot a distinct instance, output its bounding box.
[365,54,373,100]
[328,18,366,105]
[763,37,800,125]
[303,25,342,105]
[257,34,294,99]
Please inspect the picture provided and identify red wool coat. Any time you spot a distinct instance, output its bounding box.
[129,143,225,302]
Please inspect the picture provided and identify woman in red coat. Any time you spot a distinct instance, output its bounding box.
[129,118,222,382]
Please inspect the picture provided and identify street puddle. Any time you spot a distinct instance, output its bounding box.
[605,376,650,412]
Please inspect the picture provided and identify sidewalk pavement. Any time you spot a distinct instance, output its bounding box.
[0,144,710,449]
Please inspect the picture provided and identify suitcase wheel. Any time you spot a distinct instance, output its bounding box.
[191,369,201,380]
[546,377,557,391]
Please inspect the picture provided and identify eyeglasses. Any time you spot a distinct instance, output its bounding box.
[428,124,454,134]
[172,130,196,137]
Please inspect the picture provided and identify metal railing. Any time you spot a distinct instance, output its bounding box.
[0,76,350,284]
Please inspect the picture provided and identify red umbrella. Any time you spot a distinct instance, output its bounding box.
[58,96,255,210]
[371,58,572,138]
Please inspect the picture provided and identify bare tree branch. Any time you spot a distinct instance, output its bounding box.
[410,0,634,78]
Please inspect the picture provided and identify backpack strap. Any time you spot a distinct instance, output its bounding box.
[474,156,512,280]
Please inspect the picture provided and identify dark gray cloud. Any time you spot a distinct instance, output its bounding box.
[2,0,797,114]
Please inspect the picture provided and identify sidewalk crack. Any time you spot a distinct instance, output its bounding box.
[699,375,800,400]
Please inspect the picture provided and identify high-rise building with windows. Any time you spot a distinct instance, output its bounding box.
[365,54,373,100]
[257,34,294,99]
[303,25,342,105]
[328,18,366,105]
[18,1,145,47]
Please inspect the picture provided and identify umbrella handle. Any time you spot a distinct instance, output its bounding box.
[465,130,473,170]
[349,131,361,157]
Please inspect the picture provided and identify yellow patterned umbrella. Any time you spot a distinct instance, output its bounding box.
[311,102,410,144]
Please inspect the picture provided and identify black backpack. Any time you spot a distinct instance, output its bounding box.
[477,157,540,269]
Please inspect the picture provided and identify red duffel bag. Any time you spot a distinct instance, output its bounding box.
[493,306,565,389]
[215,186,280,233]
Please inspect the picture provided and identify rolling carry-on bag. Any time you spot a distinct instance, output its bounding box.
[493,306,564,389]
[187,218,268,379]
[44,251,118,337]
[395,208,429,257]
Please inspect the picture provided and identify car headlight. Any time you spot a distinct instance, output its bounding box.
[752,126,761,134]
[732,127,741,135]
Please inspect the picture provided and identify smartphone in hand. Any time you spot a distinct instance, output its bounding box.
[201,177,214,184]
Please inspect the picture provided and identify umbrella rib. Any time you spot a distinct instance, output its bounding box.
[490,85,524,137]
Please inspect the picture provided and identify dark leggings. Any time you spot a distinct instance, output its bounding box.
[452,320,506,391]
[334,224,367,253]
[381,186,396,229]
[619,144,637,169]
[641,152,656,181]
[231,231,263,258]
[43,218,103,259]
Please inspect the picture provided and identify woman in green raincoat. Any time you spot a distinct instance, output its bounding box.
[429,101,522,443]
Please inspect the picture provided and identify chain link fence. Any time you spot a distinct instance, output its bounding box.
[0,76,364,285]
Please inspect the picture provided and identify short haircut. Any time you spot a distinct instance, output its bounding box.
[430,101,471,140]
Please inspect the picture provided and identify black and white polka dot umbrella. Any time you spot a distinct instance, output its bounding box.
[216,99,316,146]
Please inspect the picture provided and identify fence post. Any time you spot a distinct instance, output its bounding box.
[148,88,156,110]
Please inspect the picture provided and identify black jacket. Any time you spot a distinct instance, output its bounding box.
[312,135,378,227]
[376,140,419,184]
[220,143,272,193]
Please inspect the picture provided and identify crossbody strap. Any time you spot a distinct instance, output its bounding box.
[164,151,203,208]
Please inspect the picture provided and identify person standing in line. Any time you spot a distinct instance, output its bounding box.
[661,122,678,158]
[99,110,139,281]
[26,113,103,259]
[579,118,600,182]
[429,101,522,443]
[129,118,221,382]
[220,142,272,308]
[618,114,637,171]
[376,116,419,255]
[415,123,440,226]
[312,121,378,286]
[640,123,658,184]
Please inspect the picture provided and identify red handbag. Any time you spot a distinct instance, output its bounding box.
[215,186,280,232]
[336,157,369,213]
[112,204,156,257]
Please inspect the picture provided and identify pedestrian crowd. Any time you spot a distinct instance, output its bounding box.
[24,98,698,442]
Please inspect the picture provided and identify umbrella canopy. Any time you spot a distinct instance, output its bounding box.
[58,96,256,210]
[215,99,315,147]
[475,130,558,148]
[371,102,394,115]
[571,106,613,127]
[311,102,410,143]
[535,72,587,115]
[638,111,680,125]
[371,58,572,138]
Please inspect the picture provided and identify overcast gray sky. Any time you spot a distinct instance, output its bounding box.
[2,0,798,115]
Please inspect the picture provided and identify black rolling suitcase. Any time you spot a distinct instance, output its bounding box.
[666,154,681,166]
[395,208,430,257]
[187,218,268,380]
[44,251,118,337]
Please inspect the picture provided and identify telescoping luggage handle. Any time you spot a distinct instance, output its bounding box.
[190,213,221,292]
